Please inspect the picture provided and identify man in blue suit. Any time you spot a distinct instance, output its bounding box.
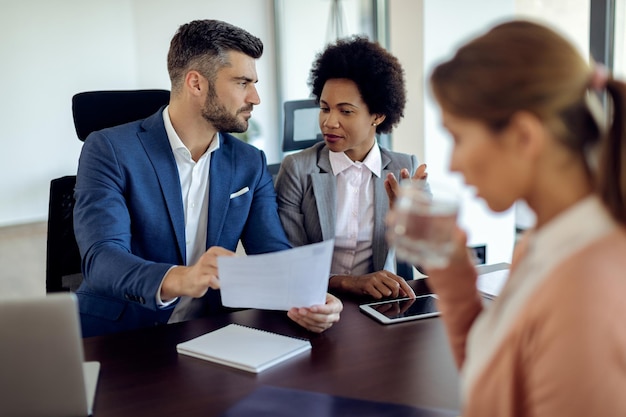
[73,19,343,337]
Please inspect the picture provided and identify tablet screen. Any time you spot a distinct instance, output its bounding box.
[372,296,438,319]
[359,295,440,324]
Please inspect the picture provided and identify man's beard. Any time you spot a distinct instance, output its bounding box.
[201,88,251,133]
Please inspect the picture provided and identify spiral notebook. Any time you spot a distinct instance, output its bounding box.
[176,324,311,373]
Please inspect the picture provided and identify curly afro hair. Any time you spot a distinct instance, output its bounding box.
[308,35,406,134]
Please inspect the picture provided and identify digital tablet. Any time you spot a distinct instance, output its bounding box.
[359,295,440,324]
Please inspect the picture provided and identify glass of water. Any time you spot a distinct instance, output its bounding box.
[388,180,459,270]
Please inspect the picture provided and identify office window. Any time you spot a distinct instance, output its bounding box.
[512,0,591,231]
[273,0,382,156]
[515,0,591,59]
[615,0,626,78]
[274,0,378,102]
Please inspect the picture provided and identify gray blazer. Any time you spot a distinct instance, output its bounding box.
[275,142,418,273]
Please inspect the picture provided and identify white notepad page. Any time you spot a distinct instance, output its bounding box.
[176,324,312,373]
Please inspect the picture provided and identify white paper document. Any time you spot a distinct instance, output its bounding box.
[218,239,334,311]
[476,269,510,300]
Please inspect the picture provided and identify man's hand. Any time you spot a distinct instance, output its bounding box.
[329,271,416,299]
[160,246,235,301]
[287,293,343,333]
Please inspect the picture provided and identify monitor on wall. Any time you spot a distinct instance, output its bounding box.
[282,98,392,152]
[283,99,323,152]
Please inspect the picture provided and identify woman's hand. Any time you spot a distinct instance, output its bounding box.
[329,271,416,299]
[424,227,478,300]
[384,163,428,210]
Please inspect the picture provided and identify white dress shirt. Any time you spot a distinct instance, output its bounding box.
[157,107,220,320]
[328,143,382,276]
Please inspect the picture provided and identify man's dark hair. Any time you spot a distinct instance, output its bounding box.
[167,19,263,92]
[308,35,406,134]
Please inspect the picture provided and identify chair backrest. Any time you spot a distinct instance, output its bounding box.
[46,176,82,292]
[72,89,170,141]
[46,89,170,293]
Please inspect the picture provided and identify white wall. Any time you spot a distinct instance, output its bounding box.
[1,1,134,226]
[1,0,592,258]
[389,0,517,264]
[131,0,279,163]
[388,0,424,162]
[0,0,276,227]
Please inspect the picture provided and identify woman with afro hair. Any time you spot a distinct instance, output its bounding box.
[275,36,426,299]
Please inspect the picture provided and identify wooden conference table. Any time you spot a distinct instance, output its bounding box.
[83,279,461,416]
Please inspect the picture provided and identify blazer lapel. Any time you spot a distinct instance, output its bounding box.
[374,150,393,271]
[207,134,233,247]
[311,148,336,241]
[138,111,186,261]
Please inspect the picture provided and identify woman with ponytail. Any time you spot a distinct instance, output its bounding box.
[393,20,626,416]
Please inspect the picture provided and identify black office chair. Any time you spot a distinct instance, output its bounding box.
[46,176,83,292]
[45,89,170,293]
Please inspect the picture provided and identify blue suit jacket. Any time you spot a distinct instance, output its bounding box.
[73,108,291,336]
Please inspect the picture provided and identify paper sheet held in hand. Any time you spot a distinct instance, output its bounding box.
[218,239,334,310]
